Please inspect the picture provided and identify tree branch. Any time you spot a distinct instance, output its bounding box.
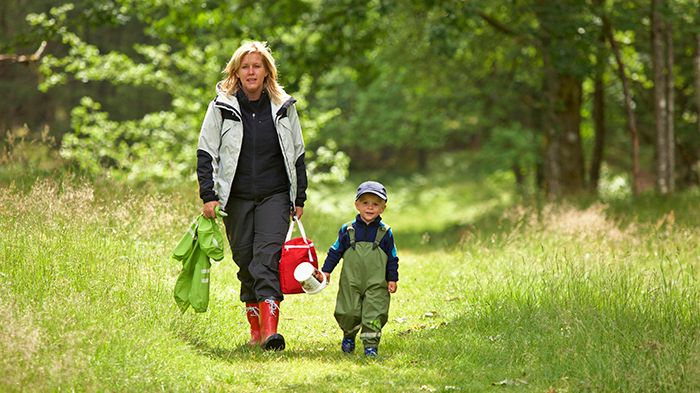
[602,14,640,195]
[0,41,47,63]
[473,9,538,47]
[473,10,518,36]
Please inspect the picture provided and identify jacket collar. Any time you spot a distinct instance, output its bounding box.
[215,82,295,119]
[272,96,296,119]
[354,214,383,227]
[215,82,238,105]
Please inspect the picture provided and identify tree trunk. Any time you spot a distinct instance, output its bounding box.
[478,4,585,197]
[665,23,675,192]
[416,147,427,171]
[532,103,546,192]
[541,69,585,197]
[541,53,563,198]
[590,73,606,194]
[557,74,585,192]
[589,16,607,194]
[652,0,673,194]
[603,15,641,195]
[512,162,525,190]
[695,31,700,136]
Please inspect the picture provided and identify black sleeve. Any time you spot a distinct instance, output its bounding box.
[197,149,218,203]
[294,152,307,207]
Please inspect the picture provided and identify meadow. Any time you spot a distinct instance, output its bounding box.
[1,169,699,392]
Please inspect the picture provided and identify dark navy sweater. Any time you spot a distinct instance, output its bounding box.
[230,89,289,201]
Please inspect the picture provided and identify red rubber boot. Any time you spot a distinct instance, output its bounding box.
[245,303,261,346]
[259,299,285,351]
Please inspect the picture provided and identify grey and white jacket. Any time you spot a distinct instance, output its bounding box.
[196,83,307,211]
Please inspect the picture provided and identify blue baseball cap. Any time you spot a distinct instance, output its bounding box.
[355,181,387,201]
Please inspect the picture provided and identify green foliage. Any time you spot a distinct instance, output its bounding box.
[25,1,358,184]
[60,97,195,182]
[478,122,540,171]
[310,6,467,163]
[5,0,700,190]
[306,142,350,185]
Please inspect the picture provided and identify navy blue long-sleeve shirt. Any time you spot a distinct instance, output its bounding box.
[321,215,399,282]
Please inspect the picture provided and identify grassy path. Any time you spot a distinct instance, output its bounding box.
[1,180,699,392]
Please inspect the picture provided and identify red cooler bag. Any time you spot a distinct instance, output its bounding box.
[279,217,318,294]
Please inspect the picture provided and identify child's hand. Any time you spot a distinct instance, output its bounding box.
[388,281,397,293]
[324,272,331,284]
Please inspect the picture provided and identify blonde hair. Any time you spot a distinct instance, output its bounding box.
[219,41,285,104]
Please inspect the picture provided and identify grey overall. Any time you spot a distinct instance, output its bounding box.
[334,223,391,348]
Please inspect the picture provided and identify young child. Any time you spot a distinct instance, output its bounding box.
[322,181,399,357]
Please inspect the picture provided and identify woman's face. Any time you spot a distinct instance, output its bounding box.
[237,52,268,98]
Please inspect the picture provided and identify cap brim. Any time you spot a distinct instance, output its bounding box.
[355,191,387,201]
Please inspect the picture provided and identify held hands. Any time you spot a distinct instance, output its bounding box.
[202,201,220,219]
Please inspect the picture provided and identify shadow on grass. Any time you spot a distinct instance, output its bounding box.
[176,328,363,363]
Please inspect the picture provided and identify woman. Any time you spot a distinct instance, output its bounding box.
[196,41,307,351]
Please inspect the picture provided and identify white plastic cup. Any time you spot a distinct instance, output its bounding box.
[293,262,327,295]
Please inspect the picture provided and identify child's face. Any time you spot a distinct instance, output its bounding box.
[354,194,386,224]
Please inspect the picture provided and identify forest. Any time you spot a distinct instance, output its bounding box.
[2,1,700,392]
[2,0,699,196]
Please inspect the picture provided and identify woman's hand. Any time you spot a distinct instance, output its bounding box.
[294,206,304,219]
[203,201,220,219]
[388,281,397,293]
[323,272,331,284]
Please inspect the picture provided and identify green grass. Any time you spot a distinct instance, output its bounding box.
[1,176,699,392]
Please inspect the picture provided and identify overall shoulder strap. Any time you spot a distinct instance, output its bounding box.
[372,224,390,250]
[345,221,356,249]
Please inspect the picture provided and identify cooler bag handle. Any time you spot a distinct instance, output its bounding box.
[285,216,309,243]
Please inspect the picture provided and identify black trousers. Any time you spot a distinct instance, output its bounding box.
[223,192,290,303]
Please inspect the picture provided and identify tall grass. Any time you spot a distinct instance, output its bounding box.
[1,176,699,392]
